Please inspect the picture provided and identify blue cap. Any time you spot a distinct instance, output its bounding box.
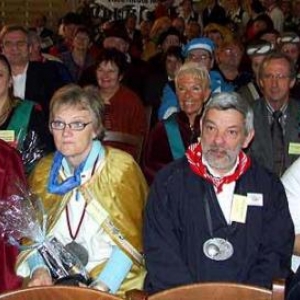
[182,37,215,57]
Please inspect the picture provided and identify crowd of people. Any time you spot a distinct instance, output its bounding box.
[0,0,300,298]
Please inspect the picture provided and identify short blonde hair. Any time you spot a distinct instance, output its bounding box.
[175,61,211,91]
[49,84,105,139]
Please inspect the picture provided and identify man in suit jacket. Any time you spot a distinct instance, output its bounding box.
[249,51,300,176]
[0,24,70,119]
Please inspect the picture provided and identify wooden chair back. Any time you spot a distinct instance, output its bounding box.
[126,280,285,300]
[149,281,285,300]
[0,285,121,300]
[103,131,144,163]
[0,286,121,300]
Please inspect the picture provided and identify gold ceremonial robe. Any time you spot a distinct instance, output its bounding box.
[16,147,148,297]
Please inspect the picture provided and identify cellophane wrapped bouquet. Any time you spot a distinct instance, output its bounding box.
[0,182,89,284]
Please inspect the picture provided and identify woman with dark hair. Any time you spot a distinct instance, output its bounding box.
[96,48,147,159]
[0,54,53,173]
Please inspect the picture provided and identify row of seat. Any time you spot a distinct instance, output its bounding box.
[0,280,285,300]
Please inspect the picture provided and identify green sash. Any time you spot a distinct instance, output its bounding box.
[164,114,185,160]
[7,100,35,148]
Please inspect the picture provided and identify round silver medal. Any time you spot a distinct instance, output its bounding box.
[65,241,89,266]
[203,238,234,261]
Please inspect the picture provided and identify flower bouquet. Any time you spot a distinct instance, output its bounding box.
[0,182,90,285]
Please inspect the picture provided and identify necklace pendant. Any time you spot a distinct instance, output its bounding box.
[203,238,234,261]
[65,241,89,266]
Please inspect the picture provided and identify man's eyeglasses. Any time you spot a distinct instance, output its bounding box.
[50,121,92,131]
[2,40,28,49]
[262,73,291,80]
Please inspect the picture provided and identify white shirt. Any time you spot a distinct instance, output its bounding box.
[281,157,300,272]
[203,157,239,224]
[13,64,28,99]
[53,160,114,273]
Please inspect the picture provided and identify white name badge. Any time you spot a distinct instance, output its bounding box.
[230,194,248,223]
[288,143,300,155]
[247,193,263,206]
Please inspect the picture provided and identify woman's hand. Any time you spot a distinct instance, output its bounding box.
[28,268,53,287]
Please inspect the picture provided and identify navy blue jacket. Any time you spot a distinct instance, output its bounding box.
[144,157,294,293]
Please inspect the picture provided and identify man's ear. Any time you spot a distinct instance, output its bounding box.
[242,129,255,149]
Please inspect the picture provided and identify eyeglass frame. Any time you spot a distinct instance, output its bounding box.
[247,44,274,56]
[261,73,292,80]
[50,120,93,131]
[278,35,300,44]
[188,53,212,61]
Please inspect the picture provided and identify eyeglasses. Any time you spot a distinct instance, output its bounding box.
[188,54,212,61]
[262,73,291,80]
[50,120,92,131]
[278,35,300,44]
[247,44,273,56]
[2,40,28,49]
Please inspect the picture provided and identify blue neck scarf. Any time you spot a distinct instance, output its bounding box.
[47,140,104,195]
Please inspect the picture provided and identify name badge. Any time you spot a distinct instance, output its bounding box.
[0,130,15,142]
[247,193,263,206]
[288,143,300,155]
[231,194,248,223]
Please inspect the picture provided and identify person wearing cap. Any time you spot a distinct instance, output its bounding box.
[249,51,300,177]
[238,39,274,104]
[277,32,300,99]
[183,37,234,93]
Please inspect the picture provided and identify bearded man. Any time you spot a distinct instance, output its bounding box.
[143,91,294,294]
